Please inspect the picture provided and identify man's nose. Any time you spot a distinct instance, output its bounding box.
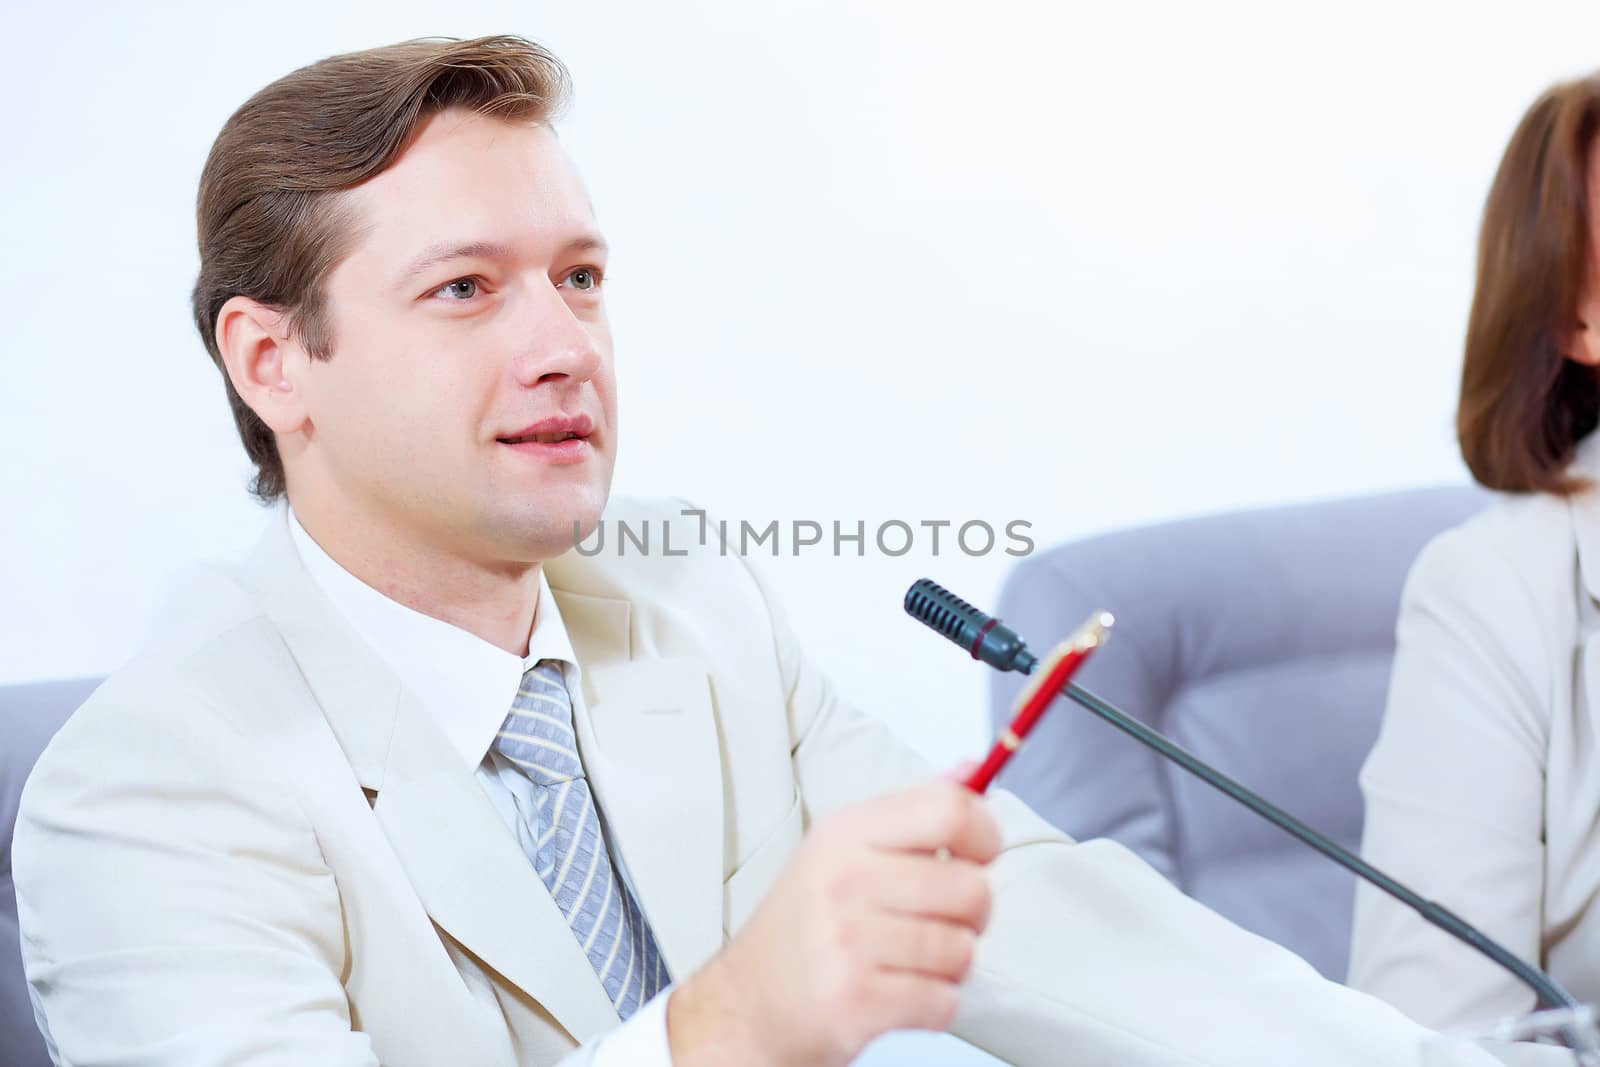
[508,285,603,387]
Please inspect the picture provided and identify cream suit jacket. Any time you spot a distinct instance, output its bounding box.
[15,500,1492,1066]
[1352,436,1600,1063]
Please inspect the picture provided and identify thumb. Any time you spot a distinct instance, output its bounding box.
[943,760,981,785]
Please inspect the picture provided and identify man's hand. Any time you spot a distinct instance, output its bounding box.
[666,779,1002,1067]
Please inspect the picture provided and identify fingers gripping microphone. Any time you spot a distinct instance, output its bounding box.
[904,578,1587,1025]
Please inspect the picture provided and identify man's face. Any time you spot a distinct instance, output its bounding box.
[289,109,615,562]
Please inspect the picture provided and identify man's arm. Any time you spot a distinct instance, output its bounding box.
[725,551,1498,1067]
[13,672,379,1066]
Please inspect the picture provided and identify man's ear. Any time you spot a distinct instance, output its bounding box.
[215,295,311,434]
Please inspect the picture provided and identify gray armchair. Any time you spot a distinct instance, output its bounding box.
[989,487,1491,981]
[3,677,101,1067]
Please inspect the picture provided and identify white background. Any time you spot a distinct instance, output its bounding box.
[5,3,1599,1064]
[5,2,1600,778]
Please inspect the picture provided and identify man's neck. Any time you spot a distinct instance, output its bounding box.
[287,496,543,658]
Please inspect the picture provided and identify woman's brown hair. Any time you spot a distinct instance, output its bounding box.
[1458,73,1600,495]
[191,36,570,503]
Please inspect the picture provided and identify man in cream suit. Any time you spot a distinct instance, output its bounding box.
[14,34,1494,1067]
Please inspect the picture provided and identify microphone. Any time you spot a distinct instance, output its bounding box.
[904,578,1583,1017]
[904,578,1038,674]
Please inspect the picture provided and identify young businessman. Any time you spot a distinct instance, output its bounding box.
[14,35,1494,1067]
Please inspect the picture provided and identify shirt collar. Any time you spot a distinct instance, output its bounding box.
[286,507,579,772]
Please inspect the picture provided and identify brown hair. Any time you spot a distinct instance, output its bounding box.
[1458,73,1600,495]
[191,36,571,503]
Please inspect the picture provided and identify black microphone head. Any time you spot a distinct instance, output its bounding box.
[903,578,1037,674]
[903,578,980,643]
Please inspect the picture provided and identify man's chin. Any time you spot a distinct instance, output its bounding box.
[471,488,608,561]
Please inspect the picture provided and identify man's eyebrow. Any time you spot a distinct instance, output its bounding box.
[557,234,609,260]
[394,240,515,288]
[392,234,609,290]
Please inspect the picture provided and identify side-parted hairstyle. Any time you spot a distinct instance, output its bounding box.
[1458,72,1600,495]
[191,36,571,503]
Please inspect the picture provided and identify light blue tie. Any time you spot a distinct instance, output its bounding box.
[494,660,668,1019]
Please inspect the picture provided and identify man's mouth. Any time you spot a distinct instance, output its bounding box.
[499,430,584,444]
[496,413,595,446]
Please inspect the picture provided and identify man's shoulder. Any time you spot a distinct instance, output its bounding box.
[28,611,292,780]
[12,621,306,920]
[21,556,303,814]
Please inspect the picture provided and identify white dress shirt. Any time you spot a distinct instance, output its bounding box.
[287,509,673,1066]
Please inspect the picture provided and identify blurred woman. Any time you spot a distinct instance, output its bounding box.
[1349,72,1600,1037]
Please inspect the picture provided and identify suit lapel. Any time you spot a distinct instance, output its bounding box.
[248,513,730,1026]
[246,510,401,793]
[245,512,623,1043]
[552,586,730,980]
[372,690,622,1042]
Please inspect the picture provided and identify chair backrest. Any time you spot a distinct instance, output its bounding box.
[988,486,1491,980]
[3,677,102,1067]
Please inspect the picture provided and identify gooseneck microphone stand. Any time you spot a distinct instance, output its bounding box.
[904,578,1598,1060]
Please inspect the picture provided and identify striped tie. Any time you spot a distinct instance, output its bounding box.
[493,660,668,1019]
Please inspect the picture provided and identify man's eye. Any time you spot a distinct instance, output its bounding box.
[564,267,602,292]
[435,277,479,300]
